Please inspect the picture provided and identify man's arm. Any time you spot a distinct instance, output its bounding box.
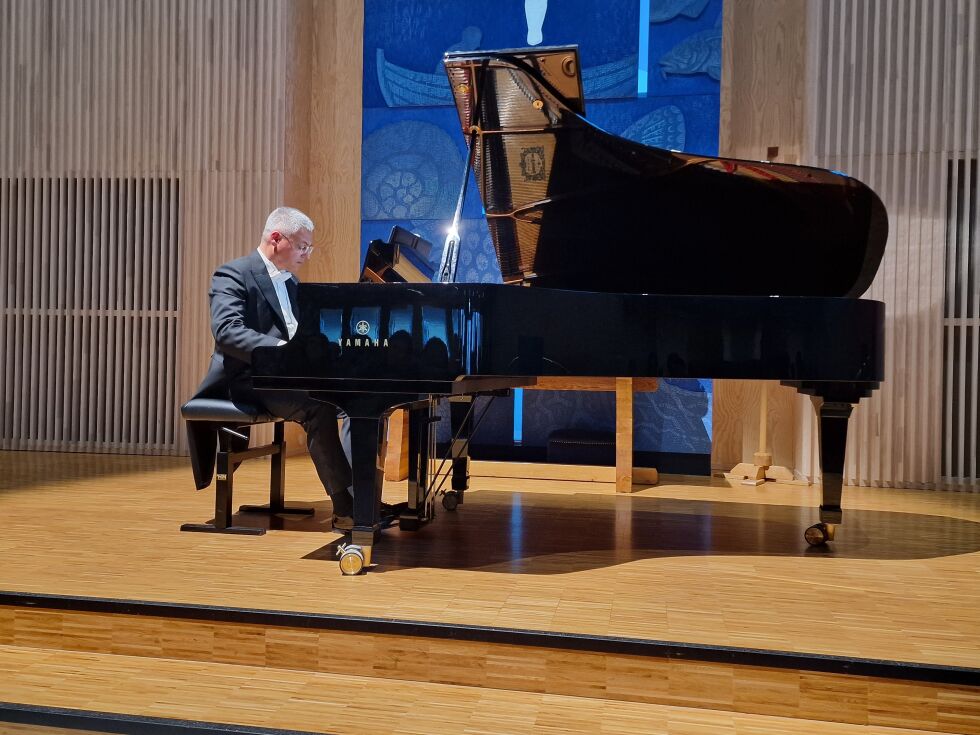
[209,263,281,364]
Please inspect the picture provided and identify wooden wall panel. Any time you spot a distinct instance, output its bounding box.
[278,0,364,454]
[307,0,364,285]
[0,0,365,456]
[719,0,807,164]
[713,0,809,476]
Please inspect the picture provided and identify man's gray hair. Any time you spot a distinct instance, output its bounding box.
[262,206,314,239]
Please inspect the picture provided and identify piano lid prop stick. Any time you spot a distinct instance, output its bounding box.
[439,60,489,283]
[436,136,473,283]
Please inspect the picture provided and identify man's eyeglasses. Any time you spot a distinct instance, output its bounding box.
[282,235,315,255]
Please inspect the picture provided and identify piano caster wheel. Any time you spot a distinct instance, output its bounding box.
[804,522,836,547]
[336,543,366,575]
[442,491,459,511]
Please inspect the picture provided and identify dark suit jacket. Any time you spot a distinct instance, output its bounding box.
[187,250,299,489]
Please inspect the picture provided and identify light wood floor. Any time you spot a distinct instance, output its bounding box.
[1,450,979,668]
[0,644,951,735]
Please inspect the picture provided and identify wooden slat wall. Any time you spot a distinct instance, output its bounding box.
[940,2,979,489]
[718,0,978,491]
[0,0,364,455]
[805,0,978,490]
[0,177,179,453]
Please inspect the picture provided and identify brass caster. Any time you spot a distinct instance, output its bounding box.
[336,543,366,575]
[804,522,836,547]
[442,490,459,511]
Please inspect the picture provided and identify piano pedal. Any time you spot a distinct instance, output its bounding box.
[398,495,439,531]
[399,516,421,531]
[379,501,407,530]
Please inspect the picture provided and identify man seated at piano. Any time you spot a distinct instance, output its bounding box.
[188,206,355,531]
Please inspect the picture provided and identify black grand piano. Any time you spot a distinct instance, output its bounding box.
[253,47,887,574]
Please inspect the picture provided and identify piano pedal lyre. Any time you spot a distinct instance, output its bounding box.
[439,433,467,512]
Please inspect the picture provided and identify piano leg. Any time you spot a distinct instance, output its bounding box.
[311,392,423,573]
[790,381,877,546]
[348,414,385,562]
[811,395,852,528]
[445,396,474,510]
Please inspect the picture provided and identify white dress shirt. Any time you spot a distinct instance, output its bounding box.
[257,247,298,342]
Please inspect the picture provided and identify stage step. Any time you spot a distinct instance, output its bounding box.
[0,644,951,735]
[1,600,979,735]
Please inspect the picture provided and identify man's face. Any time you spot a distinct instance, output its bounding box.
[270,226,313,271]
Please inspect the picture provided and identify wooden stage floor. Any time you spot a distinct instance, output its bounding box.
[1,450,979,670]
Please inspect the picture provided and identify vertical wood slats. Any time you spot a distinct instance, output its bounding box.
[0,0,290,455]
[806,0,979,490]
[0,177,179,453]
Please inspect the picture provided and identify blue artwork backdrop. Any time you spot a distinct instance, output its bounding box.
[361,0,722,459]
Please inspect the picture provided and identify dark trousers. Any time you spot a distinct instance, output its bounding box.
[234,386,353,515]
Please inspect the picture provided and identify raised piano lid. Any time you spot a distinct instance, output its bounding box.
[443,47,888,298]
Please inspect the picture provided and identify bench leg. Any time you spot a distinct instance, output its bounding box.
[270,421,285,507]
[216,450,233,528]
[181,432,267,535]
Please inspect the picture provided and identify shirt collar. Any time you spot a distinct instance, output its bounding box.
[257,247,292,283]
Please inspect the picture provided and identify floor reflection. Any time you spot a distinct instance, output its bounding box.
[297,489,980,573]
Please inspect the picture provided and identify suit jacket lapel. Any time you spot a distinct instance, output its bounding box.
[250,252,288,335]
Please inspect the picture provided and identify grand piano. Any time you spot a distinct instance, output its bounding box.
[253,47,887,574]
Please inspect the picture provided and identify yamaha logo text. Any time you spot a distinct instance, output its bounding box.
[339,337,389,347]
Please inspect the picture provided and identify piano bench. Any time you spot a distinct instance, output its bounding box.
[180,398,314,536]
[547,428,616,467]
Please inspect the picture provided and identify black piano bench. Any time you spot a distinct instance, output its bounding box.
[180,398,314,536]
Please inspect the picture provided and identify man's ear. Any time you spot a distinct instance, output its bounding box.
[270,231,282,244]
